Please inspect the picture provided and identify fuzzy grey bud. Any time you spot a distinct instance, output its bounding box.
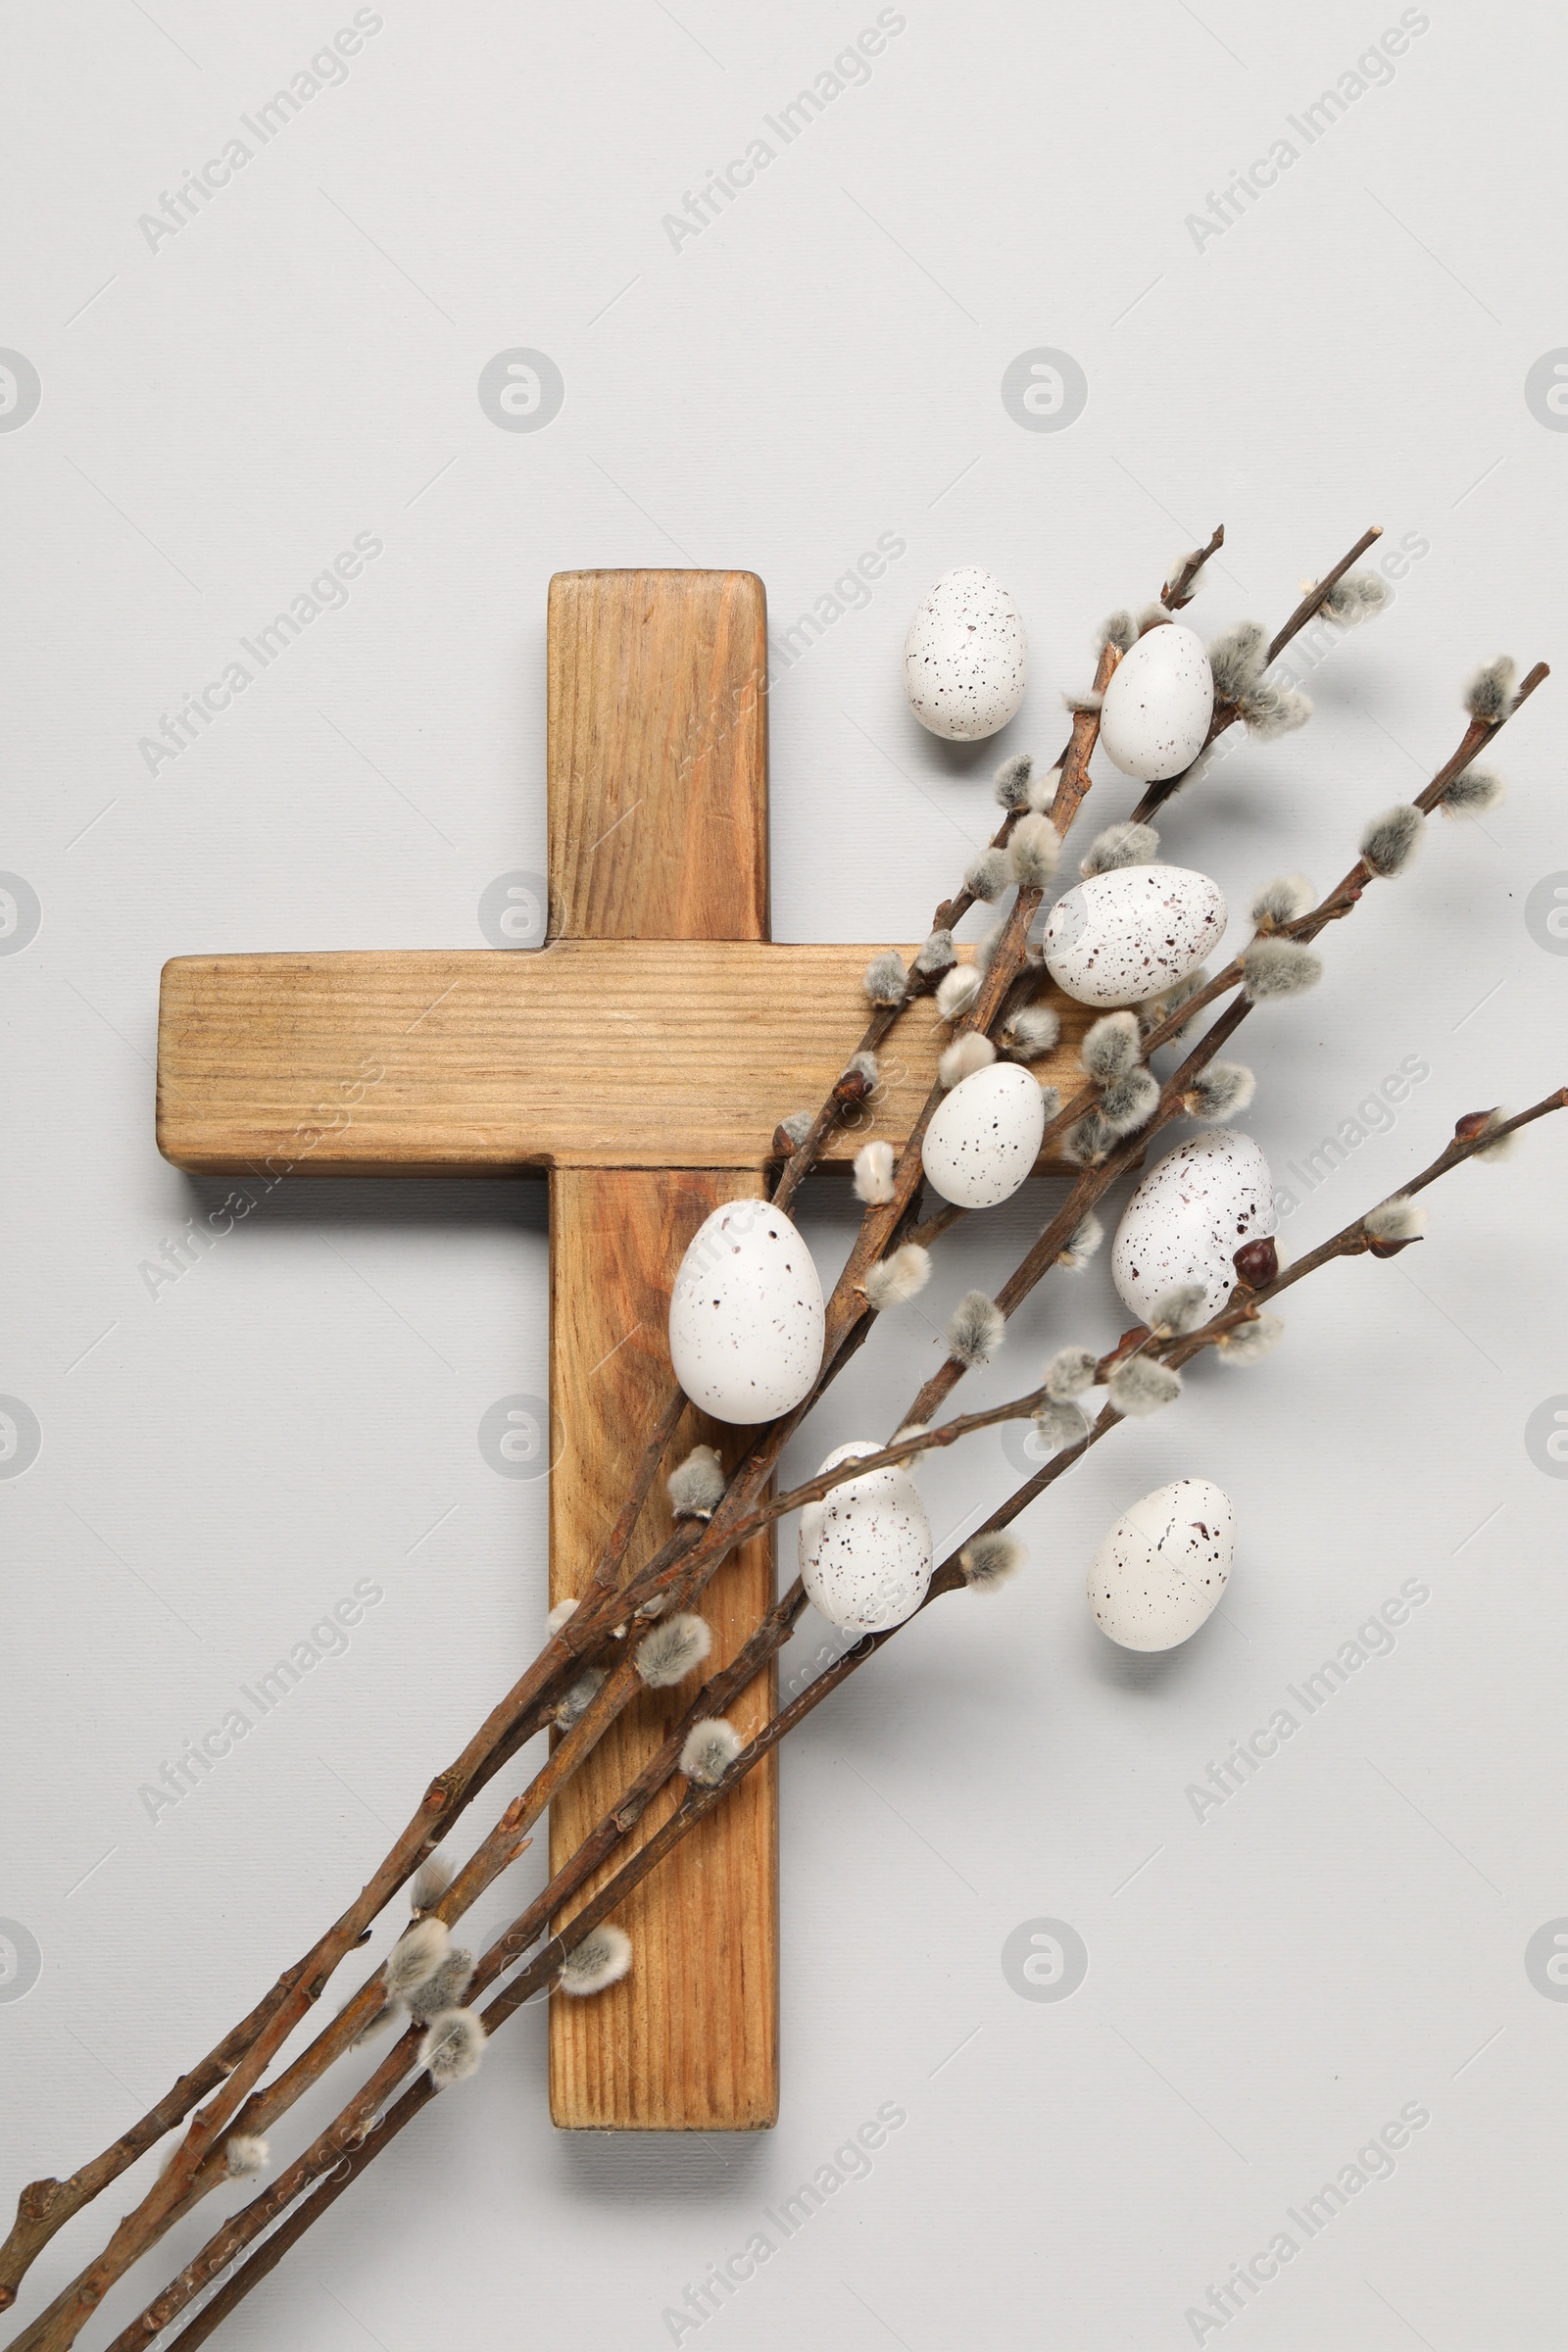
[1238,679,1312,740]
[965,848,1010,903]
[560,1924,632,1997]
[1363,1194,1425,1246]
[853,1139,897,1207]
[1106,1354,1183,1417]
[1184,1062,1255,1122]
[1319,570,1392,626]
[1080,1010,1140,1083]
[1360,804,1424,878]
[1045,1346,1099,1400]
[947,1291,1004,1368]
[1242,937,1323,1002]
[386,1917,451,2000]
[1057,1211,1102,1271]
[1440,764,1504,818]
[1062,1108,1118,1166]
[1099,610,1138,655]
[1099,1066,1159,1136]
[1007,811,1060,890]
[777,1109,813,1150]
[935,964,982,1023]
[914,928,957,976]
[1151,1282,1208,1336]
[837,1049,879,1099]
[1080,820,1159,878]
[1139,965,1209,1037]
[406,1946,476,2023]
[1465,657,1516,725]
[224,2135,270,2180]
[959,1531,1026,1592]
[680,1718,743,1786]
[410,1855,452,1917]
[668,1444,725,1519]
[1468,1107,1517,1163]
[419,2007,486,2086]
[863,1245,931,1311]
[1207,619,1268,701]
[1216,1312,1285,1366]
[1163,546,1212,606]
[1250,872,1316,927]
[939,1031,996,1089]
[992,752,1035,811]
[554,1666,606,1732]
[1002,1004,1061,1060]
[635,1612,712,1690]
[1032,1399,1088,1452]
[862,950,907,1008]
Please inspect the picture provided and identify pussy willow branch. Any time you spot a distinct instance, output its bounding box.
[108,662,1555,2339]
[8,569,1122,2352]
[137,1087,1568,2346]
[1127,524,1385,825]
[0,1380,690,2323]
[0,523,1419,2343]
[4,520,1223,2326]
[1164,522,1226,612]
[889,662,1548,1434]
[0,1440,696,2348]
[1,515,1374,2325]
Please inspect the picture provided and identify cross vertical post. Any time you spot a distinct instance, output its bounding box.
[542,569,777,2129]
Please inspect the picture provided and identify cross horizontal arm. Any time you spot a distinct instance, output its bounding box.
[156,943,1093,1176]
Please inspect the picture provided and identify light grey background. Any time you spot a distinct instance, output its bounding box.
[3,3,1566,2347]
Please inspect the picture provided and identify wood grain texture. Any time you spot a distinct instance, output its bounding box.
[547,570,768,944]
[548,1168,777,2131]
[155,943,1096,1176]
[543,572,774,2132]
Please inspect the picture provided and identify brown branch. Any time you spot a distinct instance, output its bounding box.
[1127,525,1384,825]
[1264,524,1384,663]
[1163,523,1225,612]
[126,1083,1568,2347]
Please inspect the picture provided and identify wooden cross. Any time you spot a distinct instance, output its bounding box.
[156,568,1084,2131]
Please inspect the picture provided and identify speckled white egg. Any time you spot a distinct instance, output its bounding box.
[921,1061,1047,1208]
[667,1200,824,1424]
[1089,1477,1234,1650]
[1110,1130,1276,1329]
[1042,864,1226,1006]
[1099,623,1214,781]
[903,565,1027,742]
[800,1442,934,1633]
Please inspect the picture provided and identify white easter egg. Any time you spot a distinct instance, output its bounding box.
[1099,623,1214,781]
[667,1200,824,1424]
[1042,864,1226,1005]
[1089,1476,1234,1650]
[922,1060,1047,1208]
[903,565,1027,742]
[1110,1130,1276,1328]
[800,1442,934,1633]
